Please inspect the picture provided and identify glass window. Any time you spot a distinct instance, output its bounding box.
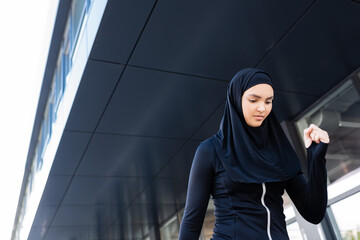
[71,0,87,46]
[160,215,180,240]
[295,69,360,240]
[330,191,360,239]
[161,199,215,240]
[283,193,304,240]
[86,0,93,12]
[283,193,295,221]
[295,76,360,183]
[287,222,303,240]
[63,18,72,76]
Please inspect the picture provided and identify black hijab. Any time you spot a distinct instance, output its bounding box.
[212,68,302,183]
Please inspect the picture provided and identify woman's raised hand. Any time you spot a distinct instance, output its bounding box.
[303,124,330,148]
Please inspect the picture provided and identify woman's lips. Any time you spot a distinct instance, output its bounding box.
[254,115,265,121]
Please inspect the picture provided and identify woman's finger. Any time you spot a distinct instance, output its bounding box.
[309,124,319,131]
[314,134,320,143]
[311,126,330,144]
[310,132,316,139]
[304,124,330,146]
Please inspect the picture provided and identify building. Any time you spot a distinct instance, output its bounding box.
[12,0,360,239]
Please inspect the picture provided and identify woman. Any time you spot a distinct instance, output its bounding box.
[178,68,329,240]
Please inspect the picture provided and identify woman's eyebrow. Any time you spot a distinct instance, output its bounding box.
[247,94,261,98]
[247,94,274,100]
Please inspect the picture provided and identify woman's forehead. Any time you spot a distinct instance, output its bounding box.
[243,84,273,96]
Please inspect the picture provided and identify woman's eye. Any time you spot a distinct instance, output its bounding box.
[249,99,256,103]
[266,101,272,104]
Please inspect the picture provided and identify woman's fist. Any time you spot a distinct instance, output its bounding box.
[303,124,330,148]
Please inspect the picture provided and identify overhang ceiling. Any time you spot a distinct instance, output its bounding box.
[28,0,360,239]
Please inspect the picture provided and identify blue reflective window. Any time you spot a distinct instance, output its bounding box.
[70,0,87,58]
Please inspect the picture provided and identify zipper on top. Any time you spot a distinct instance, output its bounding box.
[261,183,272,240]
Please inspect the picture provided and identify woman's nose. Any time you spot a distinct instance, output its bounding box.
[257,104,265,112]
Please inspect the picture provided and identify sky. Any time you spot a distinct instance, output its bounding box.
[0,1,58,239]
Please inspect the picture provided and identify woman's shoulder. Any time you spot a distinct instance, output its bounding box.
[192,137,217,167]
[197,137,216,154]
[195,138,216,162]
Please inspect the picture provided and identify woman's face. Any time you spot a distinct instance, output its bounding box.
[241,84,274,127]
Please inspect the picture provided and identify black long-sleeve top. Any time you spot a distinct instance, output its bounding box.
[178,139,328,240]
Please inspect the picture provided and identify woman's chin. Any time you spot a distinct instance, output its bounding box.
[247,121,263,128]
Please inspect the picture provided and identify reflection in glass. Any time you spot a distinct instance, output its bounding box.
[330,191,360,240]
[295,70,360,240]
[160,215,180,240]
[283,192,295,221]
[296,77,360,183]
[287,222,304,240]
[283,193,304,240]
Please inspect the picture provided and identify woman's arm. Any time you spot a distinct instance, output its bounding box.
[178,141,215,240]
[286,124,329,224]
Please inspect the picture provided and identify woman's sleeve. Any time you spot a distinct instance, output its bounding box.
[178,141,215,240]
[286,142,329,224]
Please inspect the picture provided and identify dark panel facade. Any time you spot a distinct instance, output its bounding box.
[24,0,360,239]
